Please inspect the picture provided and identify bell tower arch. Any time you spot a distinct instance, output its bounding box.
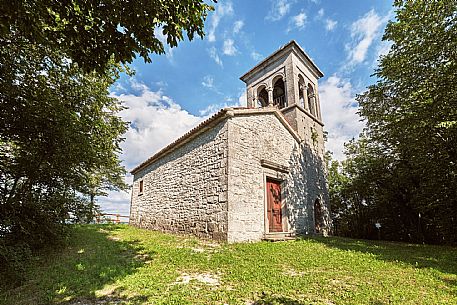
[240,40,326,159]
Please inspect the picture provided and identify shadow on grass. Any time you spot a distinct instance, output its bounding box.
[252,293,304,305]
[63,290,148,305]
[1,224,150,305]
[309,236,457,283]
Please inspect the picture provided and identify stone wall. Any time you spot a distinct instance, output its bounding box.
[227,113,317,242]
[130,120,229,241]
[129,110,330,243]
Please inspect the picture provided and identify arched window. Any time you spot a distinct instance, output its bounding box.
[257,86,269,108]
[272,76,286,109]
[298,75,305,108]
[314,198,323,233]
[307,84,316,116]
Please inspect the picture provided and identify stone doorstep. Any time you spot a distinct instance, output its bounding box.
[262,232,296,242]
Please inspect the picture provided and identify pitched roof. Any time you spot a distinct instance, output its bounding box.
[130,107,301,175]
[239,40,324,82]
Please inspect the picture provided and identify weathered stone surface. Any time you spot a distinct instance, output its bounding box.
[129,41,331,243]
[130,121,229,241]
[226,112,329,242]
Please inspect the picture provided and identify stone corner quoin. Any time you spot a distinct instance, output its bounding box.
[129,40,331,243]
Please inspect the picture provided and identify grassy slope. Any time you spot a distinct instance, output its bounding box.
[1,225,456,305]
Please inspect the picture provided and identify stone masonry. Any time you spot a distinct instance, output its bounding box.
[130,41,332,243]
[226,110,328,242]
[130,120,229,241]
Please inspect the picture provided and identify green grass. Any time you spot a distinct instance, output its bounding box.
[1,225,456,305]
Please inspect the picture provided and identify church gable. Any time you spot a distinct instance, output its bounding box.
[129,41,331,242]
[226,112,300,242]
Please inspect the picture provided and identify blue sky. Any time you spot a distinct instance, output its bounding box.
[102,0,395,215]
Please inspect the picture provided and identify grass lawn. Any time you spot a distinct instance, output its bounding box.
[1,225,456,305]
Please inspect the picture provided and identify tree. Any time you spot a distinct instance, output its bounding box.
[0,32,127,250]
[1,0,216,284]
[336,0,457,243]
[1,0,214,72]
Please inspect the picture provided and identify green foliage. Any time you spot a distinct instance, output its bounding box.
[1,0,214,72]
[0,32,128,286]
[331,0,457,244]
[2,225,457,304]
[0,241,32,287]
[0,0,212,291]
[1,0,214,285]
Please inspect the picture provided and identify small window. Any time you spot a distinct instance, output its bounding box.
[139,180,144,195]
[307,84,316,116]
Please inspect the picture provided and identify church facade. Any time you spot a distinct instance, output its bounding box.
[129,41,331,243]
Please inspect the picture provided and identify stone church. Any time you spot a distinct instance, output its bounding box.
[129,41,331,243]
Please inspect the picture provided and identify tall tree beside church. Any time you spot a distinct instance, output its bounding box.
[348,0,457,243]
[0,37,127,243]
[0,0,214,283]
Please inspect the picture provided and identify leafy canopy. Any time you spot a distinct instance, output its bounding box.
[1,0,214,72]
[0,34,128,245]
[330,0,457,244]
[0,0,215,284]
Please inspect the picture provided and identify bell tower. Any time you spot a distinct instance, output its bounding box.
[240,40,326,159]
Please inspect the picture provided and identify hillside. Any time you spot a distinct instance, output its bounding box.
[1,225,456,305]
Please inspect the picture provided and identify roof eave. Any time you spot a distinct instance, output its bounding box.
[130,107,303,176]
[239,40,324,82]
[130,109,230,175]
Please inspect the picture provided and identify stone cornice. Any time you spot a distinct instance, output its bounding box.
[281,104,324,127]
[130,107,302,175]
[260,159,289,173]
[239,40,324,83]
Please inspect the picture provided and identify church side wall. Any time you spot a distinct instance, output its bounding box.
[226,114,311,243]
[129,120,229,241]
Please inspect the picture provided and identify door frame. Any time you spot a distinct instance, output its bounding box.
[262,169,289,234]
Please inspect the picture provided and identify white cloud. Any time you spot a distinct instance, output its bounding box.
[111,82,126,94]
[316,9,337,32]
[291,11,307,30]
[201,75,223,94]
[113,81,204,170]
[208,2,234,42]
[266,0,292,21]
[319,75,365,160]
[223,39,238,56]
[325,19,337,31]
[346,9,386,66]
[202,75,215,89]
[209,47,223,66]
[198,103,225,116]
[251,51,263,61]
[238,90,247,107]
[97,186,132,216]
[198,89,248,116]
[373,40,392,67]
[100,81,208,215]
[198,101,234,116]
[156,28,175,61]
[233,20,244,34]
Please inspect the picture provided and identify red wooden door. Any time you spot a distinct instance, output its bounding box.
[267,179,282,232]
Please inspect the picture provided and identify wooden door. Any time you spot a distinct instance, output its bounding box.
[267,179,282,232]
[314,199,322,233]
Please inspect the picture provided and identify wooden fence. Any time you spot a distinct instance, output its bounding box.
[95,213,129,224]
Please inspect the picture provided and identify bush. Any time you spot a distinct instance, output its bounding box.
[0,241,32,287]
